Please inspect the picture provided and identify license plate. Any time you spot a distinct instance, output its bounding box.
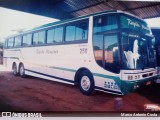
[146,81,151,86]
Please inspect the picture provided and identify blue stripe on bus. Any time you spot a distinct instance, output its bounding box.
[49,66,76,72]
[25,69,74,84]
[3,57,19,60]
[95,86,122,95]
[7,49,21,51]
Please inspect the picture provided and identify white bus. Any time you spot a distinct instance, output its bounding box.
[3,10,157,95]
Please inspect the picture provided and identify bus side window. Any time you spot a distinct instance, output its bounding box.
[14,36,22,47]
[8,38,14,48]
[47,29,55,44]
[75,22,88,41]
[4,40,8,49]
[23,35,27,46]
[33,32,38,45]
[47,27,63,44]
[27,34,32,46]
[23,34,32,46]
[65,25,76,42]
[65,20,88,42]
[38,31,45,44]
[54,27,63,43]
[33,31,45,45]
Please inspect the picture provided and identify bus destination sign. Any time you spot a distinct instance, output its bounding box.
[120,15,151,34]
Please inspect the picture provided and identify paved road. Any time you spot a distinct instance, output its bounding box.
[0,65,160,112]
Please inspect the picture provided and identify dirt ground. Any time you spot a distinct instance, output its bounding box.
[0,65,160,112]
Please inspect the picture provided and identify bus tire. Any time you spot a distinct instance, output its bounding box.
[79,70,95,96]
[12,63,18,76]
[19,63,25,77]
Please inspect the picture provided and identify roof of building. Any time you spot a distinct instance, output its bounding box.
[0,0,160,20]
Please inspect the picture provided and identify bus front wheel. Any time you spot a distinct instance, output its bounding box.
[79,70,95,96]
[19,64,25,77]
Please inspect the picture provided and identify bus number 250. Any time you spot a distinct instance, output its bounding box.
[80,48,87,54]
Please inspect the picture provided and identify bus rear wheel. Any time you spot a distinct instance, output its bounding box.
[12,63,18,76]
[79,70,95,96]
[19,64,25,77]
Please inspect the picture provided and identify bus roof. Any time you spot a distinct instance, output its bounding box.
[32,10,143,31]
[32,10,117,30]
[5,10,144,39]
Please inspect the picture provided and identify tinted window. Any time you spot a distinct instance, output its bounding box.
[14,36,22,47]
[93,35,103,67]
[4,40,8,48]
[38,31,45,44]
[93,33,120,73]
[65,25,76,41]
[65,21,88,42]
[23,34,32,46]
[27,34,32,45]
[54,27,63,42]
[75,22,88,40]
[8,38,14,48]
[93,15,118,33]
[47,29,54,43]
[33,31,45,45]
[23,35,27,46]
[104,34,120,73]
[33,32,39,45]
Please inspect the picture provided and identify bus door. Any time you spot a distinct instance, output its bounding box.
[103,34,120,74]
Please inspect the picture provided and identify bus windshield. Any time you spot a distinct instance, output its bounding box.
[122,32,156,70]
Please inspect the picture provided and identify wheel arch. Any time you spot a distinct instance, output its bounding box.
[74,67,93,85]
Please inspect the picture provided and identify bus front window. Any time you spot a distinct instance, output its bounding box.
[122,33,156,70]
[147,37,156,67]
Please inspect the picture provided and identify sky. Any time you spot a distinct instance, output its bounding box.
[0,7,57,42]
[0,7,160,42]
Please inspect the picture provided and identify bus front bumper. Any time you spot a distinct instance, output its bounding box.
[121,76,157,95]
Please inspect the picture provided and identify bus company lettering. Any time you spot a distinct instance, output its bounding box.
[104,81,120,90]
[127,18,140,28]
[126,18,149,31]
[36,49,58,55]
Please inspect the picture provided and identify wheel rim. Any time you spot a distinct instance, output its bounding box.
[13,65,17,75]
[81,76,91,91]
[20,65,24,76]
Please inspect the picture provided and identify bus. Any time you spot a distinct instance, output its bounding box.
[151,28,160,67]
[3,10,157,95]
[151,27,160,83]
